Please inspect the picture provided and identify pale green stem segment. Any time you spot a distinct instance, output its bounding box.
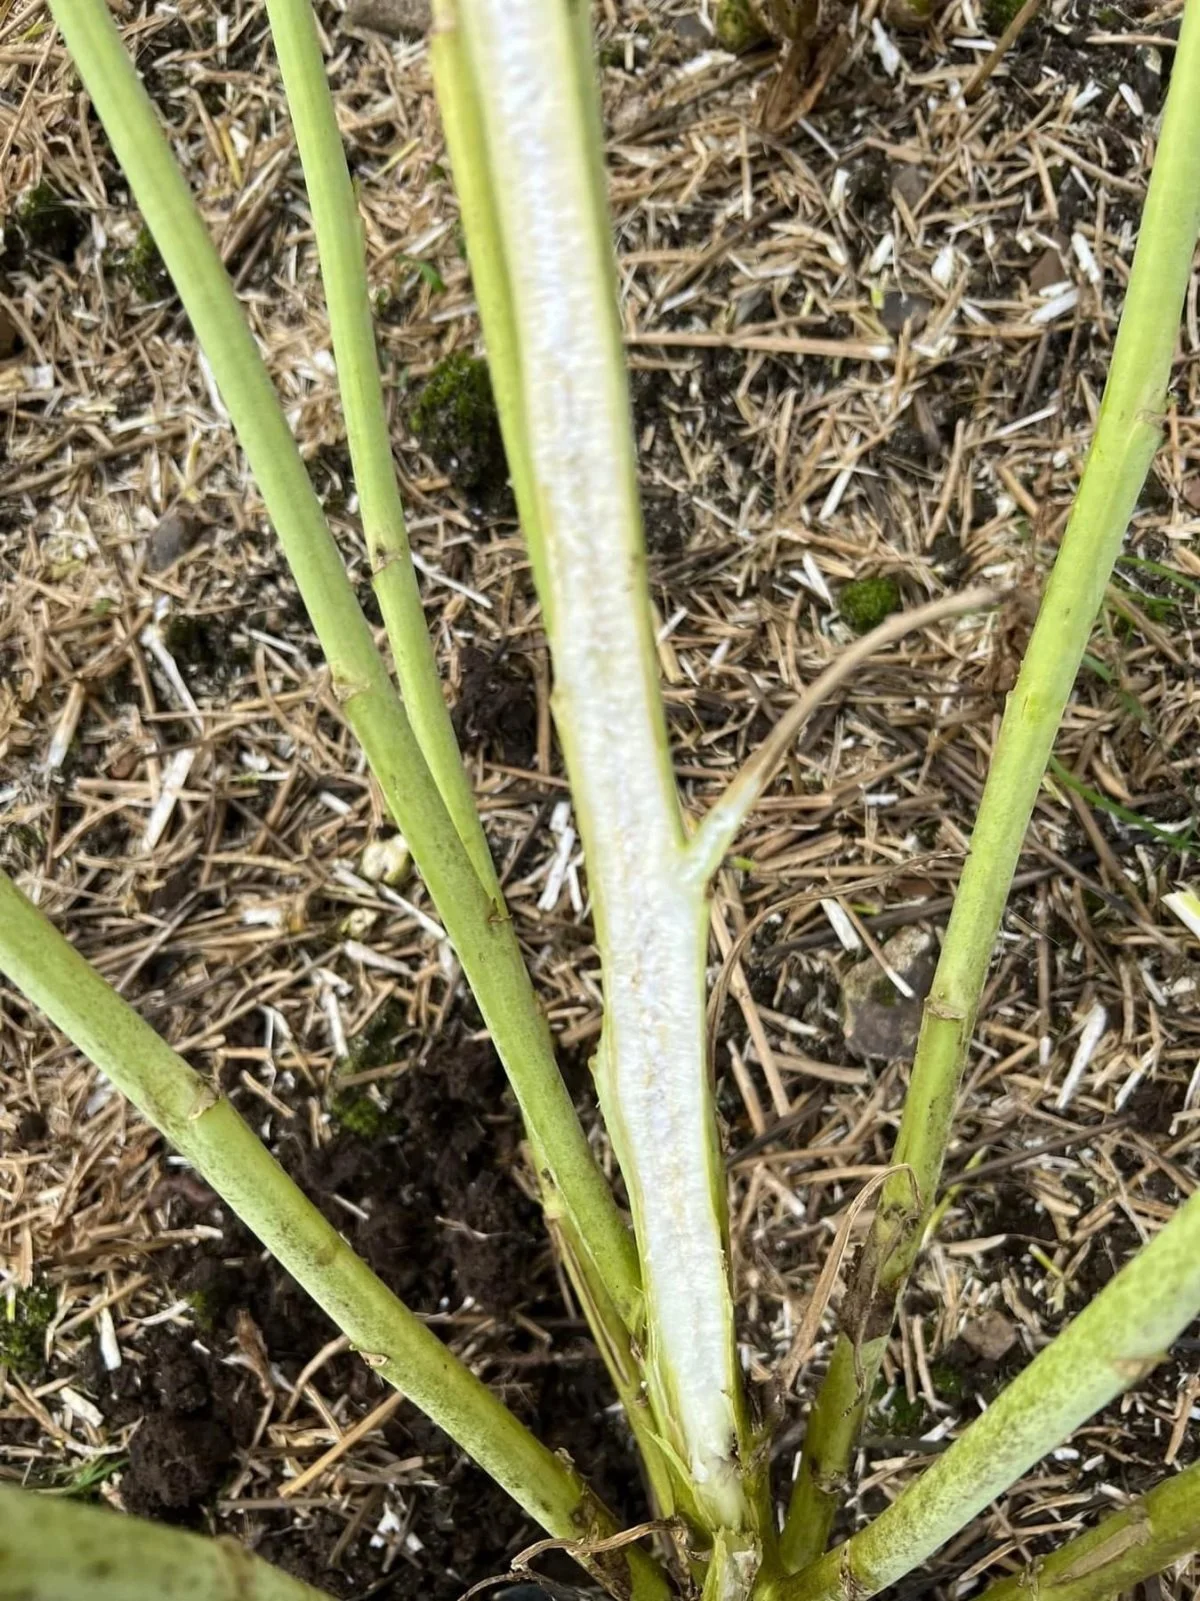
[764,1189,1200,1601]
[975,1458,1200,1601]
[430,16,698,1530]
[47,0,639,1330]
[260,0,497,897]
[0,874,668,1601]
[435,0,758,1552]
[427,8,547,612]
[781,0,1200,1569]
[0,1482,334,1601]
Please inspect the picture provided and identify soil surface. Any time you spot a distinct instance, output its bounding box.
[2,0,1199,1598]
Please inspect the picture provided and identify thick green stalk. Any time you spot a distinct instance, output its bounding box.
[261,0,497,896]
[976,1459,1200,1601]
[781,0,1200,1569]
[48,0,639,1328]
[431,23,708,1542]
[764,1189,1200,1601]
[436,0,759,1555]
[0,1483,334,1601]
[0,874,668,1601]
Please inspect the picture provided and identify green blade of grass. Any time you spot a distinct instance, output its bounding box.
[1047,756,1196,855]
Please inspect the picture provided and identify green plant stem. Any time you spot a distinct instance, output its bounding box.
[780,0,1200,1569]
[434,0,760,1555]
[0,873,667,1601]
[763,1189,1200,1601]
[261,0,496,897]
[430,18,712,1545]
[975,1458,1200,1601]
[428,7,545,609]
[47,0,639,1330]
[0,1483,334,1601]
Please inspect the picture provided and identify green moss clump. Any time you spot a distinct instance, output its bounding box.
[929,1360,966,1401]
[13,182,84,262]
[839,575,901,634]
[714,0,768,52]
[1,1279,56,1377]
[411,352,506,496]
[184,1288,218,1332]
[868,974,901,1008]
[884,0,934,31]
[342,997,408,1077]
[330,1089,389,1140]
[884,1387,925,1435]
[114,225,172,301]
[983,0,1024,30]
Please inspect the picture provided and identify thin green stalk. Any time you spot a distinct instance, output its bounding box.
[0,873,668,1601]
[259,0,661,1461]
[975,1459,1200,1601]
[764,1188,1200,1601]
[780,0,1200,1568]
[0,1483,334,1601]
[434,0,761,1559]
[48,0,639,1329]
[428,8,547,612]
[260,0,497,897]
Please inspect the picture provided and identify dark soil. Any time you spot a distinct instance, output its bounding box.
[90,1034,640,1598]
[87,1330,255,1518]
[453,646,540,770]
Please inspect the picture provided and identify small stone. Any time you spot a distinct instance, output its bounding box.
[880,290,931,336]
[890,164,928,211]
[343,0,430,40]
[361,834,411,887]
[146,507,203,572]
[672,13,711,53]
[840,926,936,1063]
[1131,45,1163,115]
[961,1309,1018,1363]
[1181,476,1200,511]
[1029,244,1068,295]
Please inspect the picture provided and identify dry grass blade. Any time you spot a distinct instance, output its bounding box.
[779,1165,907,1391]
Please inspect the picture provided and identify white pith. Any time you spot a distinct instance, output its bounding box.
[461,0,745,1529]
